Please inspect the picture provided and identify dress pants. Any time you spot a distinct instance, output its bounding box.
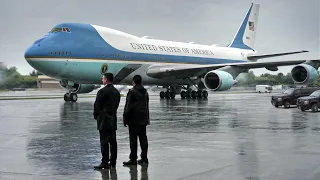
[128,125,148,161]
[99,130,117,165]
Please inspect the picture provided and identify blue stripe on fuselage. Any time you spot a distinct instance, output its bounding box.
[25,23,247,65]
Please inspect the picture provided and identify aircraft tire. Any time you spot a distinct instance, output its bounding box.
[160,91,165,99]
[197,91,203,98]
[202,91,208,99]
[70,93,78,102]
[165,91,170,99]
[181,91,186,99]
[191,91,197,99]
[186,91,191,98]
[170,91,175,99]
[64,93,70,102]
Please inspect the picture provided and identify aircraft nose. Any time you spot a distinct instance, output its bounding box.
[24,43,41,60]
[25,45,39,72]
[24,45,35,59]
[24,43,48,73]
[24,36,47,60]
[24,40,61,77]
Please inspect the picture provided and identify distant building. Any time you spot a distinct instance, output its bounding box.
[37,75,63,89]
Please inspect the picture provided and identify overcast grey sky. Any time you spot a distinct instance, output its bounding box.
[0,0,319,76]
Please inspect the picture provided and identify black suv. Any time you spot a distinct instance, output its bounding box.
[271,87,320,108]
[297,90,320,112]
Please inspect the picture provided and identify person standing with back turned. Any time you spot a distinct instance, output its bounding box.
[93,73,121,169]
[123,75,150,166]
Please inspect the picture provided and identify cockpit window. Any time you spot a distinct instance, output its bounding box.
[50,28,62,32]
[50,27,71,33]
[62,28,71,32]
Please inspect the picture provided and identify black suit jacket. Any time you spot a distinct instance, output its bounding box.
[94,84,121,131]
[123,84,150,126]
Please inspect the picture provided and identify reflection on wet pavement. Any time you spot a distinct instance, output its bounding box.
[1,93,320,180]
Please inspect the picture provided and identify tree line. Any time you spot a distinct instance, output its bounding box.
[0,66,42,90]
[236,71,320,87]
[0,66,319,90]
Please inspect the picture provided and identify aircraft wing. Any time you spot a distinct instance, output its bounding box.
[247,50,309,61]
[146,59,320,79]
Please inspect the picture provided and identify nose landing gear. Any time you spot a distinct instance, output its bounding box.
[60,80,79,102]
[64,92,78,102]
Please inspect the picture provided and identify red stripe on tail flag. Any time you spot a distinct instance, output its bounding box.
[249,21,254,31]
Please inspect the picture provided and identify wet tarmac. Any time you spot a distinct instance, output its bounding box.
[1,92,320,180]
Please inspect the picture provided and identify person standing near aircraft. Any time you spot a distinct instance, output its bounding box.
[93,73,121,169]
[123,75,150,166]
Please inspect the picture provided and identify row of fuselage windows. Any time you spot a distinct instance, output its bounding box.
[49,52,72,56]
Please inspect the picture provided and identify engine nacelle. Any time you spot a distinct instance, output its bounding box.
[203,70,236,91]
[291,64,319,84]
[59,81,97,94]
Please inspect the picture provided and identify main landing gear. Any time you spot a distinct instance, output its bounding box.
[160,90,175,99]
[159,86,176,99]
[180,90,208,99]
[159,85,208,99]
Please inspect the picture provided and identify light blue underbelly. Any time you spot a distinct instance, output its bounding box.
[28,59,129,84]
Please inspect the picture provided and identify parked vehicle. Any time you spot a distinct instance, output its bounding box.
[256,85,272,93]
[297,90,320,112]
[271,87,320,108]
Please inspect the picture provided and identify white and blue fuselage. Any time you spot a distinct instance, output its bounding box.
[24,3,316,99]
[24,22,255,85]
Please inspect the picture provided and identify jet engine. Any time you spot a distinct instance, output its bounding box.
[291,64,319,84]
[59,81,97,94]
[203,70,236,91]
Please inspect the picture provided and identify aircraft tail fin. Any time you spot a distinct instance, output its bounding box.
[228,3,260,51]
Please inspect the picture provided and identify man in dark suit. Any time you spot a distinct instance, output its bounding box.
[93,73,121,169]
[123,75,150,166]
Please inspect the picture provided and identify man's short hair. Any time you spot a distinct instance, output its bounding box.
[133,75,142,85]
[104,73,114,82]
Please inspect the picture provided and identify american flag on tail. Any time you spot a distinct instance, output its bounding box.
[249,21,254,31]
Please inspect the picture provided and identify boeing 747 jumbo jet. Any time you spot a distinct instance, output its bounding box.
[24,3,320,102]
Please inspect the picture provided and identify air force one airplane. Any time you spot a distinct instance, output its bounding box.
[24,3,320,102]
